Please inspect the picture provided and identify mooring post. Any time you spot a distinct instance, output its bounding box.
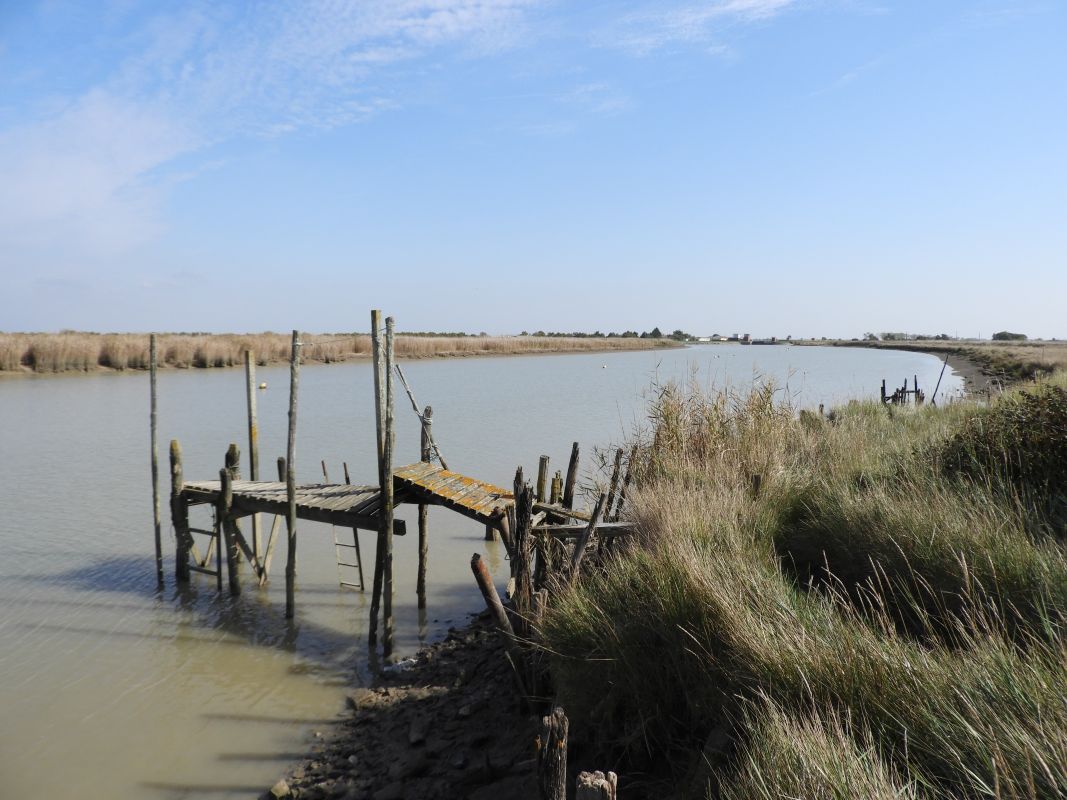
[284,330,301,619]
[225,443,240,479]
[170,439,190,582]
[537,707,569,800]
[881,379,887,404]
[369,309,386,647]
[536,455,550,503]
[562,442,580,510]
[417,405,432,609]
[244,350,261,561]
[219,467,240,596]
[382,316,397,658]
[150,334,163,585]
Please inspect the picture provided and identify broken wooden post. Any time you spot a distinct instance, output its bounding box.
[536,455,550,502]
[170,439,190,582]
[284,329,301,619]
[576,771,618,799]
[225,443,240,478]
[511,473,534,636]
[881,379,887,404]
[562,442,580,509]
[369,310,386,647]
[382,315,397,659]
[219,466,240,596]
[396,364,448,469]
[604,447,623,515]
[537,707,569,800]
[150,334,163,585]
[470,553,528,699]
[612,446,638,521]
[245,349,261,561]
[569,493,608,585]
[417,405,431,609]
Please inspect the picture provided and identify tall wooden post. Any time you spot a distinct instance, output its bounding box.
[538,708,569,800]
[382,316,397,658]
[284,330,301,619]
[417,405,432,609]
[170,439,190,582]
[219,467,240,596]
[245,350,261,560]
[369,310,386,646]
[562,442,580,509]
[150,334,163,585]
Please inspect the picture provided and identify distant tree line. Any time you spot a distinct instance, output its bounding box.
[519,327,696,341]
[863,331,1028,342]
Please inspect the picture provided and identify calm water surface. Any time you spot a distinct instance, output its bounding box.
[0,345,961,799]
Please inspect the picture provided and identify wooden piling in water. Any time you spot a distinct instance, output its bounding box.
[510,473,534,637]
[245,350,261,561]
[382,316,397,659]
[219,466,240,596]
[369,310,386,647]
[562,442,580,509]
[150,334,163,585]
[170,439,190,582]
[417,405,432,609]
[284,330,301,619]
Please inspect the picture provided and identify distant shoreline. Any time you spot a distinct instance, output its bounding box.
[0,333,682,379]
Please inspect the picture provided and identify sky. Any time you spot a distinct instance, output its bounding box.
[0,1,1064,338]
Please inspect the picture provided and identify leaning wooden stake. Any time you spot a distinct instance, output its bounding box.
[150,334,163,585]
[284,330,301,619]
[562,442,580,509]
[576,771,618,799]
[604,447,623,515]
[417,405,432,609]
[612,446,638,521]
[245,350,261,561]
[369,310,386,646]
[537,707,569,800]
[470,553,528,700]
[170,439,190,582]
[382,316,397,659]
[569,493,608,585]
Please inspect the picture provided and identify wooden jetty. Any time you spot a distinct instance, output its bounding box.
[155,309,633,660]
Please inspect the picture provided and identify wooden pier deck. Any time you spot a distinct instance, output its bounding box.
[182,480,406,534]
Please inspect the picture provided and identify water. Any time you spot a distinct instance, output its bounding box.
[0,344,961,799]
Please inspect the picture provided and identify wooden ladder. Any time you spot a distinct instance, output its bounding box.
[333,527,365,591]
[186,507,224,590]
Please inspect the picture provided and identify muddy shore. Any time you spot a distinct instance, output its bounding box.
[264,612,538,800]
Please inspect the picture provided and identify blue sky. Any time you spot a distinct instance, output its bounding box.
[1,1,1063,337]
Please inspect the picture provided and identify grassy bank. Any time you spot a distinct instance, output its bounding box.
[540,373,1067,798]
[830,339,1067,384]
[0,331,679,374]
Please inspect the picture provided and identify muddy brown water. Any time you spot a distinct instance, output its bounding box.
[0,345,961,798]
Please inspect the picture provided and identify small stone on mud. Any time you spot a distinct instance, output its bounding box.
[270,779,291,798]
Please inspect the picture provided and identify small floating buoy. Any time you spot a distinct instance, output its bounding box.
[259,382,267,389]
[602,365,607,369]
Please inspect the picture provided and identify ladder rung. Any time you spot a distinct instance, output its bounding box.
[339,581,364,588]
[188,527,218,536]
[188,564,220,576]
[334,542,358,549]
[337,561,361,569]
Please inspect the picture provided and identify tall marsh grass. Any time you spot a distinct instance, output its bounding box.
[541,375,1067,798]
[0,332,675,374]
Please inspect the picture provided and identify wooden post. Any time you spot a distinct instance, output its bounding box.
[150,334,163,585]
[245,350,261,561]
[613,446,637,521]
[536,455,550,502]
[219,467,240,596]
[382,316,396,658]
[321,460,329,482]
[369,310,386,647]
[343,461,351,484]
[604,447,623,515]
[537,707,569,800]
[417,405,431,609]
[285,330,301,619]
[511,473,534,636]
[260,456,285,585]
[470,553,528,700]
[550,471,562,505]
[818,403,824,417]
[881,379,887,404]
[170,439,190,582]
[225,443,240,478]
[569,493,607,585]
[562,442,580,509]
[576,771,618,799]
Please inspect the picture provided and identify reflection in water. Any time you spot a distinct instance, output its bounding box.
[0,345,962,799]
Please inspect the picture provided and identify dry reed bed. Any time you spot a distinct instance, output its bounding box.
[838,339,1067,382]
[542,375,1067,798]
[0,332,677,374]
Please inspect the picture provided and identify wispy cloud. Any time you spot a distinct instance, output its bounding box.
[0,0,544,260]
[596,0,798,56]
